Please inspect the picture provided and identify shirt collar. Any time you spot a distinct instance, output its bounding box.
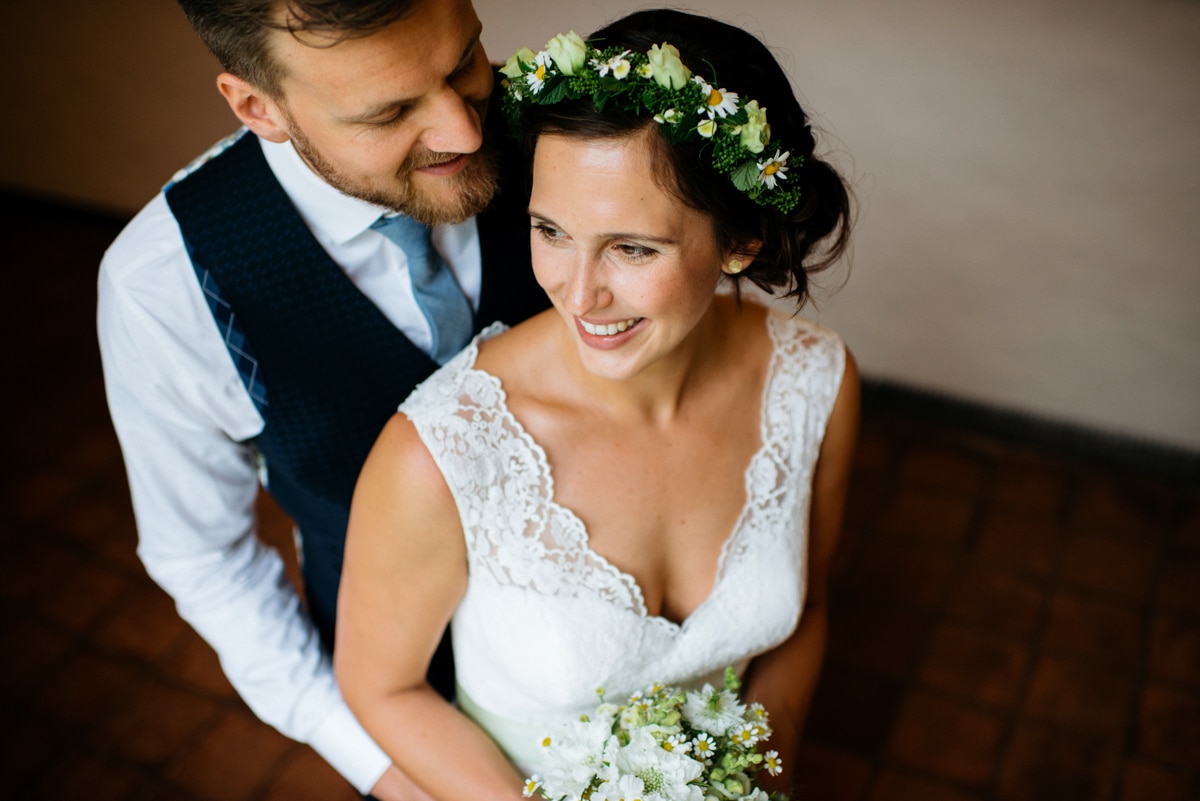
[259,136,390,245]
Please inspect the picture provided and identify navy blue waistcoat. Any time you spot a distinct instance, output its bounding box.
[164,122,545,671]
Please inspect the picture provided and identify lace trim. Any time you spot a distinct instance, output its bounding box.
[401,313,843,629]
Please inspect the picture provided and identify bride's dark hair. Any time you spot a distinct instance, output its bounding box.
[520,8,852,305]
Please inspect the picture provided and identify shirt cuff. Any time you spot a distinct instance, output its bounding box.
[308,699,392,794]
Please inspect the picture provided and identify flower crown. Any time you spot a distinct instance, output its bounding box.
[501,32,803,214]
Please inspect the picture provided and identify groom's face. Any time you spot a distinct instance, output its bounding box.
[267,0,497,224]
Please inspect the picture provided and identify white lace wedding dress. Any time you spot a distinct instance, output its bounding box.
[398,307,845,772]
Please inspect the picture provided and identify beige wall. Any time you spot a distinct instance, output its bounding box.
[4,0,1198,450]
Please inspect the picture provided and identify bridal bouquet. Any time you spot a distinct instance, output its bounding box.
[523,668,786,801]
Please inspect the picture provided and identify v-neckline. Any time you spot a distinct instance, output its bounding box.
[464,310,783,631]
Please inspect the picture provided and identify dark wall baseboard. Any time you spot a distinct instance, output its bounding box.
[861,378,1200,486]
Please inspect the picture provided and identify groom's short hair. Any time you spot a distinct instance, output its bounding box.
[176,0,421,97]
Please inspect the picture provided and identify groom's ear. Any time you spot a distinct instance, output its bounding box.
[216,72,291,144]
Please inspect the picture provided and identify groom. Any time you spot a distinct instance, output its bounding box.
[97,0,546,797]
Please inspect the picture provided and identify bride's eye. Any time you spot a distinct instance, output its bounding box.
[532,223,568,245]
[615,242,656,262]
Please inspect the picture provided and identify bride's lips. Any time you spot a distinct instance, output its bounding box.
[575,317,644,350]
[414,153,471,177]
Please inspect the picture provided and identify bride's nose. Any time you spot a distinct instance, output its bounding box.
[561,255,611,315]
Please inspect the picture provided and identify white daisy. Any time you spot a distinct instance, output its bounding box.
[522,775,542,797]
[662,733,691,754]
[730,722,760,748]
[756,149,790,190]
[526,51,553,94]
[694,77,740,119]
[763,750,783,777]
[592,49,633,79]
[692,731,716,764]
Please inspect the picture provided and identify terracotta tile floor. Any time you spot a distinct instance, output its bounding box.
[3,192,1198,800]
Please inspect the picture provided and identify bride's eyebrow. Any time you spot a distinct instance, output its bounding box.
[528,210,676,244]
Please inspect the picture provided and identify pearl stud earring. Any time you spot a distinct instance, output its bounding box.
[723,259,745,274]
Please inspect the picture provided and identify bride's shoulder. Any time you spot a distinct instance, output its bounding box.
[473,309,559,380]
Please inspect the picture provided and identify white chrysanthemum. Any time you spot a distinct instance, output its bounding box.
[525,51,553,94]
[763,750,783,777]
[756,150,790,190]
[594,772,646,801]
[681,684,746,736]
[610,730,704,801]
[691,731,716,764]
[538,720,617,800]
[593,49,633,79]
[693,77,740,119]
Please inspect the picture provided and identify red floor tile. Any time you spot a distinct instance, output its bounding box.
[942,561,1046,640]
[997,722,1121,801]
[1136,684,1200,769]
[90,676,220,766]
[1117,758,1192,801]
[791,740,873,801]
[868,770,984,801]
[875,487,976,546]
[973,509,1062,580]
[1041,590,1144,673]
[261,747,361,801]
[166,709,294,801]
[897,444,988,497]
[987,457,1070,516]
[1020,655,1136,742]
[1149,610,1200,690]
[917,623,1029,709]
[1060,528,1158,603]
[885,692,1005,787]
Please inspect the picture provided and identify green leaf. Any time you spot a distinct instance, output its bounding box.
[730,160,759,192]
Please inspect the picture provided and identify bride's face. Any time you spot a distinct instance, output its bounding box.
[529,130,731,382]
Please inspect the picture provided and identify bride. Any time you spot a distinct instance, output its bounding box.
[335,9,858,799]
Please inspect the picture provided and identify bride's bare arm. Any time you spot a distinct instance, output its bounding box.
[335,414,528,801]
[743,348,860,795]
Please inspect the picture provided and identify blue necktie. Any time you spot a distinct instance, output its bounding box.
[372,214,474,364]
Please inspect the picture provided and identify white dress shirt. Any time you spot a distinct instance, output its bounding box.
[97,131,483,793]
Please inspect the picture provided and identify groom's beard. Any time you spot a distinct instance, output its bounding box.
[283,111,499,227]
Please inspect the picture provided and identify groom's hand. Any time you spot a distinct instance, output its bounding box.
[371,765,437,801]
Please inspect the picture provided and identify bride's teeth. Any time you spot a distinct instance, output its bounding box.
[582,318,638,336]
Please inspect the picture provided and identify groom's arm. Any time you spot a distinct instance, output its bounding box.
[744,348,859,796]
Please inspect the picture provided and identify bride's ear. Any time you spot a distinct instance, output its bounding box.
[721,240,763,275]
[216,72,291,143]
